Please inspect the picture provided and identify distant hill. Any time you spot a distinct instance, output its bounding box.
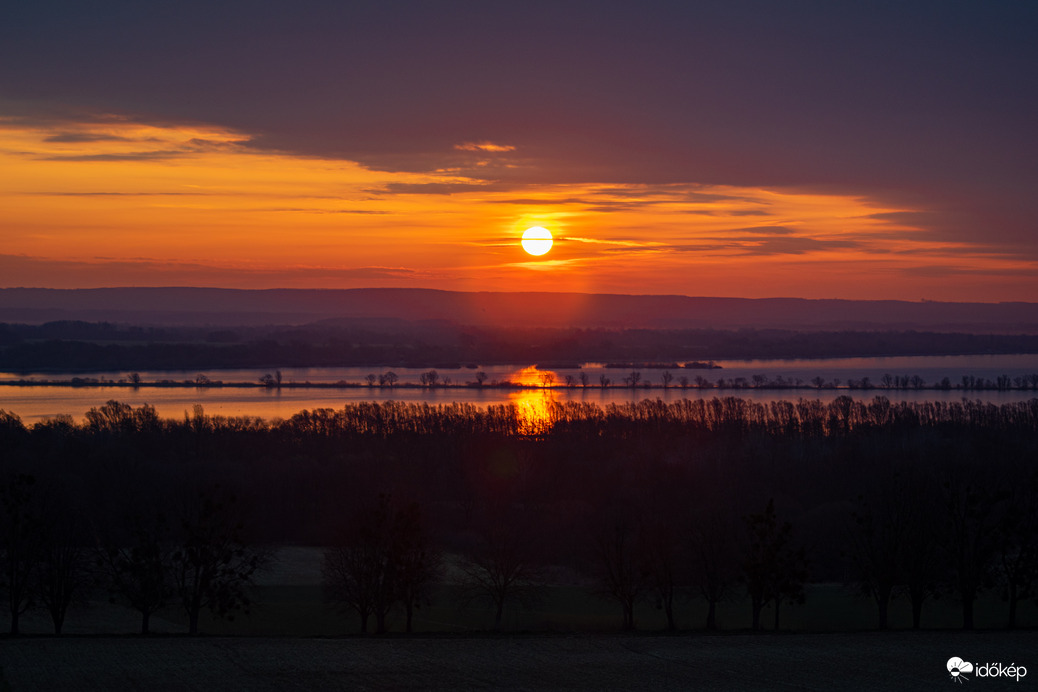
[2,287,1038,333]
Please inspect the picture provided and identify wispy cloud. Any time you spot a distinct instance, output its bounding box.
[454,142,516,153]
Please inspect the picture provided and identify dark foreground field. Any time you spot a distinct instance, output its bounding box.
[3,631,1036,691]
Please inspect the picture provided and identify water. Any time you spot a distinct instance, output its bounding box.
[1,355,1036,423]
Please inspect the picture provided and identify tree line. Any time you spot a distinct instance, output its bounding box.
[2,396,1037,634]
[4,320,1038,371]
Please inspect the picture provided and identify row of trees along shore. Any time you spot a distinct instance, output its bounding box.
[2,396,1037,634]
[7,369,1038,391]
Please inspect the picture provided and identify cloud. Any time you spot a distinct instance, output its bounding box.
[39,150,191,162]
[735,225,797,236]
[372,182,498,195]
[43,132,133,143]
[0,253,424,288]
[665,236,861,257]
[454,142,516,153]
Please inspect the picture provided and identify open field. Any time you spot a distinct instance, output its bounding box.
[3,631,1036,691]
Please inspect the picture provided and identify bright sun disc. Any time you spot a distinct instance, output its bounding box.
[521,226,553,256]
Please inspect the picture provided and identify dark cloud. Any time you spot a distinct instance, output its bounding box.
[43,132,132,143]
[372,182,500,196]
[0,253,422,288]
[731,226,796,236]
[32,191,202,196]
[665,236,861,256]
[39,150,187,162]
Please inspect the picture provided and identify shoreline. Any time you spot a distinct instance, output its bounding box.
[1,378,1036,394]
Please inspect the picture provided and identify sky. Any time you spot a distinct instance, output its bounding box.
[1,0,1036,301]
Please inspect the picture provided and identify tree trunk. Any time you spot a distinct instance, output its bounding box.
[962,595,975,630]
[494,599,504,631]
[1008,583,1018,630]
[405,603,414,634]
[622,600,635,631]
[774,599,780,631]
[188,609,200,635]
[751,598,762,631]
[877,590,890,631]
[705,600,717,630]
[359,612,369,635]
[10,607,19,636]
[52,610,65,636]
[910,594,923,630]
[141,611,151,635]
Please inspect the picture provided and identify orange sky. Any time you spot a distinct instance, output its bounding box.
[2,117,1035,300]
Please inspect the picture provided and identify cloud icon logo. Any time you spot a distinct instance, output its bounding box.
[947,657,974,682]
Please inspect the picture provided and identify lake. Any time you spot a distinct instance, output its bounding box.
[2,354,1036,423]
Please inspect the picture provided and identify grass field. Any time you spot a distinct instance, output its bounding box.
[4,546,1037,690]
[3,631,1036,691]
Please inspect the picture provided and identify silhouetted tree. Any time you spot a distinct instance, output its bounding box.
[392,502,439,633]
[459,508,545,631]
[742,499,807,631]
[30,496,91,636]
[0,474,44,635]
[171,487,265,635]
[940,471,1003,630]
[846,474,915,630]
[98,510,174,635]
[689,510,740,630]
[993,470,1038,629]
[592,512,647,631]
[322,495,435,634]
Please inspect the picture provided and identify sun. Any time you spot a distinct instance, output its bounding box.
[521,226,553,256]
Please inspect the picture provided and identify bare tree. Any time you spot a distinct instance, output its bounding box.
[661,371,674,388]
[459,509,545,631]
[994,469,1038,629]
[323,495,436,634]
[34,510,91,635]
[171,487,265,635]
[592,514,647,631]
[940,469,1003,630]
[742,499,807,631]
[98,511,174,635]
[689,511,740,630]
[0,474,45,635]
[847,477,912,630]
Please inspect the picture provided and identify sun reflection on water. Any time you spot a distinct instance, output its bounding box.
[508,387,559,435]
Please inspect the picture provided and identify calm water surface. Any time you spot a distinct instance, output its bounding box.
[2,354,1036,423]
